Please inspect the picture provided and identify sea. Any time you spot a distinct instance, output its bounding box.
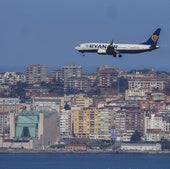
[0,153,170,169]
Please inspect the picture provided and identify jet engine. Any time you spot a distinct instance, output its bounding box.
[97,49,106,55]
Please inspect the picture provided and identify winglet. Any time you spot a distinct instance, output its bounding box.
[110,40,113,46]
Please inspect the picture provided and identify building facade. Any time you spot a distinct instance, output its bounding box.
[96,66,119,88]
[10,110,57,148]
[0,72,25,85]
[72,108,98,139]
[128,78,165,91]
[64,77,89,92]
[51,65,82,82]
[26,64,46,84]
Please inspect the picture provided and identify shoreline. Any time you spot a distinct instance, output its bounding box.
[1,148,170,155]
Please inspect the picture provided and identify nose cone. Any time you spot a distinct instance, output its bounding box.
[75,46,80,51]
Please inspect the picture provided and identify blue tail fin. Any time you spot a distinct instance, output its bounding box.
[143,28,161,46]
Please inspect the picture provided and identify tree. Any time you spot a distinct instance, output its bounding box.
[11,82,27,101]
[64,102,71,110]
[130,130,142,142]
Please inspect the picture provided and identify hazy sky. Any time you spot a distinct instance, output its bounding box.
[0,0,170,72]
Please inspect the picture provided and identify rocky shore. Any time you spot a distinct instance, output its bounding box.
[1,148,170,154]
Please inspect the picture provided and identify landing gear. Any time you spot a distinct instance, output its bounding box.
[112,54,122,57]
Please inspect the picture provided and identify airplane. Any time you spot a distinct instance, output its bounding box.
[75,28,161,57]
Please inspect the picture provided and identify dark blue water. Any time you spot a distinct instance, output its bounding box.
[0,153,170,169]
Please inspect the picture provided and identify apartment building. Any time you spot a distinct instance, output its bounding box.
[125,89,148,100]
[0,98,20,139]
[26,64,46,84]
[82,74,96,87]
[64,77,89,92]
[72,108,98,139]
[60,109,72,138]
[144,112,163,141]
[125,108,145,135]
[114,111,126,141]
[97,108,112,140]
[61,65,82,80]
[128,78,165,91]
[96,66,119,88]
[73,94,93,108]
[51,65,82,81]
[0,72,25,85]
[32,95,61,112]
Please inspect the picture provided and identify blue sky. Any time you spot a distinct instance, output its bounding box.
[0,0,170,72]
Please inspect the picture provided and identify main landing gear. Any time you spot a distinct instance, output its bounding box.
[81,52,85,57]
[112,54,123,58]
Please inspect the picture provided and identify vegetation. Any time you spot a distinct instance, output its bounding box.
[11,82,27,102]
[160,139,170,150]
[130,130,142,142]
[64,102,71,110]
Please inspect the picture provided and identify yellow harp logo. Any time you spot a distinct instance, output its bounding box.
[151,35,158,43]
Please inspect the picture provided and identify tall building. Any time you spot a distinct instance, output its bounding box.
[114,111,126,141]
[96,65,119,88]
[26,64,46,84]
[144,112,163,142]
[60,109,72,138]
[61,65,82,80]
[64,77,89,93]
[144,113,162,132]
[51,65,82,82]
[125,108,145,135]
[72,108,98,139]
[0,98,20,140]
[97,108,112,140]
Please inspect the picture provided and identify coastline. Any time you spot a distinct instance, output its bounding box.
[1,148,170,155]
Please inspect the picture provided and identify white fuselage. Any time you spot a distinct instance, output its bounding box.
[75,43,159,55]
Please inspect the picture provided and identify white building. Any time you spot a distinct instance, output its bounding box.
[96,108,112,140]
[0,72,25,85]
[145,113,163,132]
[125,89,148,100]
[60,109,72,138]
[52,65,82,81]
[32,96,61,112]
[121,143,161,151]
[128,78,165,91]
[144,113,163,141]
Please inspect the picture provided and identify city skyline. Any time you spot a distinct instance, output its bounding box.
[0,0,170,72]
[1,60,170,151]
[1,63,170,75]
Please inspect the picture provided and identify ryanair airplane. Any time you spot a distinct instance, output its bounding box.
[75,28,161,57]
